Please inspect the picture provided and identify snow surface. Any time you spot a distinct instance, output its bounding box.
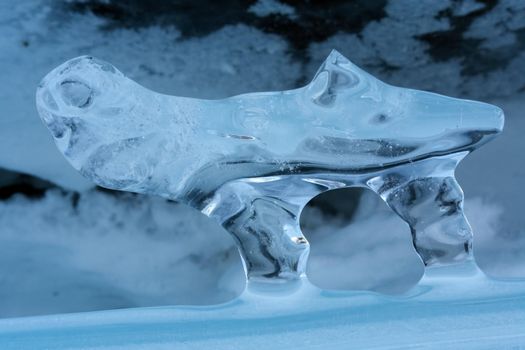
[0,190,244,318]
[1,266,525,349]
[248,0,297,19]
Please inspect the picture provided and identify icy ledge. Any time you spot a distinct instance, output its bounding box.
[1,265,525,349]
[13,50,523,349]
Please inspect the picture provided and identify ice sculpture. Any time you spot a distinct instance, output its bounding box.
[36,50,503,284]
[4,50,522,350]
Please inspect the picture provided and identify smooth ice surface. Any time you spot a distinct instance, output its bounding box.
[1,265,525,349]
[37,50,503,283]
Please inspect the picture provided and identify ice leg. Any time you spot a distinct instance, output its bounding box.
[383,175,472,266]
[201,179,315,282]
[365,153,474,267]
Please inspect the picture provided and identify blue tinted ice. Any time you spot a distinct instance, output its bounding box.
[36,50,504,284]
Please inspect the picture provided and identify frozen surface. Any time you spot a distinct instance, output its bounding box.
[1,267,525,349]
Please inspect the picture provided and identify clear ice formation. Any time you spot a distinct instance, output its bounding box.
[36,50,504,285]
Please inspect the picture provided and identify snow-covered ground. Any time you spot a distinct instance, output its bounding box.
[0,0,524,318]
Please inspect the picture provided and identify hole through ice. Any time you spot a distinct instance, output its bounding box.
[302,187,423,294]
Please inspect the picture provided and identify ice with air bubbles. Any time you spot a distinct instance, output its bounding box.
[22,50,525,349]
[36,50,504,281]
